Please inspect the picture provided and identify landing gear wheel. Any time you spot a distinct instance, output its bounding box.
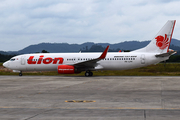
[85,71,93,77]
[19,72,22,76]
[85,72,89,77]
[89,72,93,76]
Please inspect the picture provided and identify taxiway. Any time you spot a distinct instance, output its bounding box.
[0,76,180,120]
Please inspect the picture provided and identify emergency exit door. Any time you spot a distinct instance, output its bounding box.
[141,54,145,64]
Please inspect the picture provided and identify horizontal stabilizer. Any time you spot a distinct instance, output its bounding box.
[155,50,177,57]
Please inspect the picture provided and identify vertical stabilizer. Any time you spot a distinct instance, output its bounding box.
[133,20,176,53]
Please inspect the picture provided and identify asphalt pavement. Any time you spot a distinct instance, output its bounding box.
[0,76,180,120]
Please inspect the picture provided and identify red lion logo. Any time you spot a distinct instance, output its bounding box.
[155,34,169,50]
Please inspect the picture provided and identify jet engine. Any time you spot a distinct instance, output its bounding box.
[58,65,80,74]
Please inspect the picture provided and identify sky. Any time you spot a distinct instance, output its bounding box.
[0,0,180,51]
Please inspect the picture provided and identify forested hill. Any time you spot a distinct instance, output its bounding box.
[1,38,180,55]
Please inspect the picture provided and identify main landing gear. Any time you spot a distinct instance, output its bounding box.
[85,71,93,77]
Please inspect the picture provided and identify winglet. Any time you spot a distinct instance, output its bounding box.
[99,45,109,59]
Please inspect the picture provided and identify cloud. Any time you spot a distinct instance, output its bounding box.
[0,0,180,51]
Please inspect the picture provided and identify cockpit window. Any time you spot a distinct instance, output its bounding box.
[10,59,15,61]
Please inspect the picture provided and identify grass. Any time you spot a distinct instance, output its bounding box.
[0,63,180,76]
[87,63,180,76]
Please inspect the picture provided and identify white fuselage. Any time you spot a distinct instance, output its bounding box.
[3,52,168,72]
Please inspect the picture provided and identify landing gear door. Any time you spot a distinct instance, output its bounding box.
[21,56,26,65]
[141,54,145,64]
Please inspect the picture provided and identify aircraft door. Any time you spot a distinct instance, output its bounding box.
[73,58,78,63]
[21,56,26,65]
[141,54,145,64]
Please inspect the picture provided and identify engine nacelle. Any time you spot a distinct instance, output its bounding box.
[57,65,75,74]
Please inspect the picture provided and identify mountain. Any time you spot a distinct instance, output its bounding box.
[1,39,180,55]
[171,38,180,46]
[18,42,95,54]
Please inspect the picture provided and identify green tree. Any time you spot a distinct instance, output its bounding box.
[42,50,49,53]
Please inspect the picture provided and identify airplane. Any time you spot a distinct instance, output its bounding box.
[3,20,177,77]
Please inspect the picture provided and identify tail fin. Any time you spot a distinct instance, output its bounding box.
[133,20,176,53]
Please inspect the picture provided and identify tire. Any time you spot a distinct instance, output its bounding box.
[90,72,93,76]
[19,73,22,76]
[85,71,93,77]
[85,72,89,77]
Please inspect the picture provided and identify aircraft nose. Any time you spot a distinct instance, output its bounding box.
[3,62,9,68]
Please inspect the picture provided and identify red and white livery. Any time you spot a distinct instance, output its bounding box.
[3,20,177,76]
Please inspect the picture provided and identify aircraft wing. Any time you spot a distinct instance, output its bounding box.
[155,49,177,57]
[73,46,109,68]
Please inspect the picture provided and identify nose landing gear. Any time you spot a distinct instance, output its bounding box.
[85,71,93,77]
[19,72,23,76]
